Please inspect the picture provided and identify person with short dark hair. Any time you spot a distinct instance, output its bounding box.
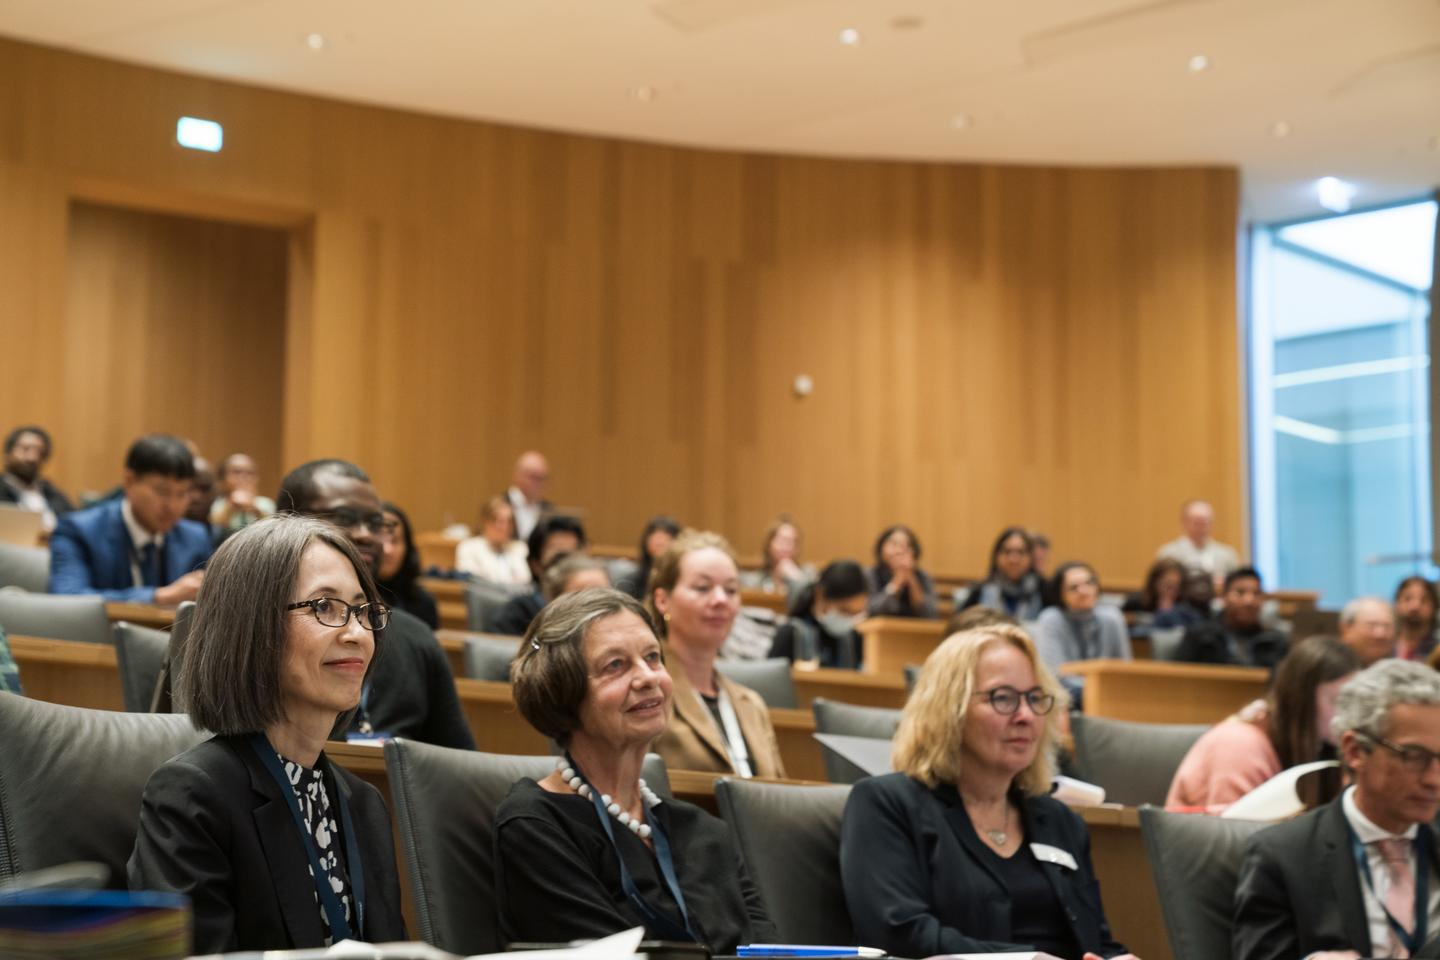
[1233,660,1440,960]
[375,502,439,629]
[490,513,588,635]
[49,433,212,603]
[1175,567,1288,669]
[496,587,777,953]
[0,425,74,531]
[769,560,869,668]
[868,524,938,618]
[186,455,216,526]
[960,527,1046,622]
[128,515,406,952]
[1394,575,1440,663]
[615,514,681,600]
[276,459,473,750]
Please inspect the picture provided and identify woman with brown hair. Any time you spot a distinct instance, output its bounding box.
[1166,634,1360,813]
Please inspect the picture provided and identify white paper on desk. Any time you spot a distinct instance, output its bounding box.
[280,926,646,960]
[925,952,1059,960]
[465,925,646,960]
[813,734,894,777]
[1221,759,1340,822]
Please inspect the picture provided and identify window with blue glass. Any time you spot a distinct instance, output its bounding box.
[1250,199,1438,605]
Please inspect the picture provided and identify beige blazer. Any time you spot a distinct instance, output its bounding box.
[653,659,787,779]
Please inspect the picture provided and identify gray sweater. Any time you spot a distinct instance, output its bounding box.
[1032,605,1132,676]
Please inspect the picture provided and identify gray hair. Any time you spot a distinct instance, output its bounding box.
[1340,595,1394,627]
[1331,659,1440,741]
[541,553,610,603]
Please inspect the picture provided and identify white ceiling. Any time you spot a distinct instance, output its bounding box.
[2,0,1438,222]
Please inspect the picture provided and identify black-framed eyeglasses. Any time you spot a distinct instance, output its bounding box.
[312,507,389,535]
[286,597,390,630]
[1357,730,1440,774]
[975,685,1056,716]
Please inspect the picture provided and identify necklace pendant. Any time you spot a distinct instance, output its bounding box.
[986,829,1008,846]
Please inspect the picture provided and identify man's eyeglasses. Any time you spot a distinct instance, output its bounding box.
[975,685,1056,716]
[313,508,389,535]
[1358,730,1440,774]
[286,597,390,630]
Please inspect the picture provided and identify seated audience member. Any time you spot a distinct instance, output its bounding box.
[1339,595,1397,667]
[503,450,552,542]
[1156,498,1241,583]
[0,624,21,694]
[1394,575,1439,663]
[0,425,74,531]
[209,453,276,533]
[1032,562,1132,678]
[277,459,473,749]
[455,495,531,587]
[740,515,814,598]
[648,531,786,777]
[1122,558,1191,624]
[868,524,938,619]
[961,527,1046,622]
[543,553,612,601]
[1166,635,1359,814]
[615,514,680,600]
[770,560,869,668]
[1233,659,1440,960]
[186,455,216,526]
[375,502,439,630]
[490,514,588,636]
[49,434,211,604]
[495,588,777,952]
[1175,567,1287,669]
[1030,531,1052,582]
[128,516,405,952]
[841,625,1134,960]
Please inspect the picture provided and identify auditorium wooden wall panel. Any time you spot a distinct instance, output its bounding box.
[0,37,1243,586]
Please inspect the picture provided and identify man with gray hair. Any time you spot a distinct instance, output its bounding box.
[1340,596,1398,667]
[1234,659,1440,960]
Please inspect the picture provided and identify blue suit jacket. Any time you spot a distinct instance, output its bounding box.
[49,498,212,602]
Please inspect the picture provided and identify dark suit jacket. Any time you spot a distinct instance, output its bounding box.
[48,498,212,602]
[0,474,74,516]
[840,772,1127,958]
[1234,796,1440,960]
[1176,620,1288,670]
[128,735,406,954]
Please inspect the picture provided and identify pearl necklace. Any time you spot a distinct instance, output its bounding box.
[556,758,662,839]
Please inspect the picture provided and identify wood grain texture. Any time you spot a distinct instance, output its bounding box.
[0,36,1243,586]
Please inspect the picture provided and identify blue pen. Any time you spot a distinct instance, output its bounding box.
[737,946,885,957]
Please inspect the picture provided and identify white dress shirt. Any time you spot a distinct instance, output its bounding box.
[455,536,531,586]
[1341,785,1440,956]
[507,486,542,542]
[1156,535,1241,577]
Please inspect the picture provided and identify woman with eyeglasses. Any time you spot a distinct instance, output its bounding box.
[1031,562,1131,710]
[129,515,406,953]
[840,625,1137,960]
[375,501,439,629]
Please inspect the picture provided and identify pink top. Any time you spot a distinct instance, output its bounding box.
[1165,710,1281,814]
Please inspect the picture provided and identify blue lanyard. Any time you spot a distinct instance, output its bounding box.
[568,755,696,943]
[249,735,367,942]
[1348,822,1429,955]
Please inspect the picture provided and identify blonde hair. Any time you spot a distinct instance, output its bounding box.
[891,624,1068,795]
[645,529,737,637]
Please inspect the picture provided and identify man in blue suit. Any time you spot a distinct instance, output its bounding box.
[49,434,211,604]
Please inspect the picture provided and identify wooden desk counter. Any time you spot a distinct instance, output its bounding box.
[105,601,176,629]
[855,617,946,679]
[1061,658,1269,725]
[455,677,551,755]
[10,634,124,711]
[739,589,787,614]
[791,667,908,710]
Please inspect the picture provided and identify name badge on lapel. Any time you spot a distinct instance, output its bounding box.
[1030,843,1079,871]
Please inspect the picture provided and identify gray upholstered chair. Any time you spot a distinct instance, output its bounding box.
[811,698,903,783]
[715,657,798,709]
[1149,626,1187,661]
[1070,714,1208,807]
[0,588,109,645]
[714,778,854,944]
[462,635,521,682]
[464,580,517,633]
[383,741,670,954]
[0,544,48,593]
[0,693,208,885]
[112,621,171,712]
[1139,805,1270,960]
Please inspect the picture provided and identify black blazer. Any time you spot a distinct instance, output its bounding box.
[128,735,406,954]
[1234,796,1440,960]
[840,772,1127,959]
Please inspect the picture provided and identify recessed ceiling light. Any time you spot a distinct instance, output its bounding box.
[1316,176,1356,213]
[1187,54,1210,72]
[1270,120,1291,138]
[629,85,657,102]
[949,114,973,130]
[839,27,861,45]
[304,33,326,52]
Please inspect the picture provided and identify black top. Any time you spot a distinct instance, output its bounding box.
[0,473,74,516]
[977,841,1077,960]
[494,779,777,954]
[378,578,439,630]
[1176,620,1287,670]
[840,772,1127,960]
[342,608,474,750]
[770,615,863,669]
[491,590,544,636]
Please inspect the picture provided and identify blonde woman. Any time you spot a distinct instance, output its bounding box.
[839,625,1137,960]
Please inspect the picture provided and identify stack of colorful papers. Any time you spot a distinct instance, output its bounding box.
[0,888,189,959]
